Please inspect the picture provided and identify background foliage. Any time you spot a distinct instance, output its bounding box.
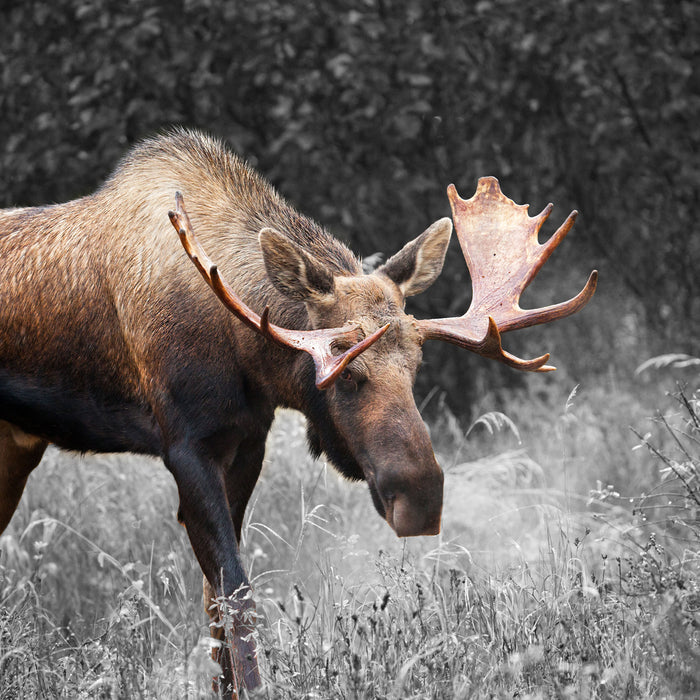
[2,0,698,410]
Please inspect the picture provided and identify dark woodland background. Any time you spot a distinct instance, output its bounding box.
[1,0,698,414]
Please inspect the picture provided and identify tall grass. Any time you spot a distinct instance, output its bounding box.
[1,369,699,698]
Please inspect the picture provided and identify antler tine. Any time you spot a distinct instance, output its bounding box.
[498,269,598,333]
[469,317,554,371]
[518,207,577,293]
[416,178,597,372]
[420,315,555,372]
[168,193,389,389]
[314,324,391,390]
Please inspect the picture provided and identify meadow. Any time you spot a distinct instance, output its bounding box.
[1,357,699,699]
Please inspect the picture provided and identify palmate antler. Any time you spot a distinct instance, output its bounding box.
[417,178,597,371]
[168,193,389,390]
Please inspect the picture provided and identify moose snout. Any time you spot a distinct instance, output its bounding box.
[376,464,444,538]
[390,490,442,537]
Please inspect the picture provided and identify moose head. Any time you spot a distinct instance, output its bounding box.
[169,177,597,539]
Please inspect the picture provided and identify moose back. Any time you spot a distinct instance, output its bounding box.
[0,129,596,696]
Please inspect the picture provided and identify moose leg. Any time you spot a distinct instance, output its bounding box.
[165,442,261,697]
[203,436,266,690]
[0,421,47,535]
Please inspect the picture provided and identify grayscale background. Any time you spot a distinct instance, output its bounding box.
[1,2,698,698]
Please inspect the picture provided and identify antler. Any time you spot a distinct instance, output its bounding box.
[168,193,389,390]
[417,178,597,371]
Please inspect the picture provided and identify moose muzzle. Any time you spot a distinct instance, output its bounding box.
[369,458,444,538]
[388,486,443,537]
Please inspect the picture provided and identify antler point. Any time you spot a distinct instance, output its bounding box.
[260,306,271,331]
[536,202,554,220]
[446,183,461,205]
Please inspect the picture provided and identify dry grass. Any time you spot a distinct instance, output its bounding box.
[1,368,699,698]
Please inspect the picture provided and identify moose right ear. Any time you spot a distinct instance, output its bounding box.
[259,227,335,302]
[377,217,453,297]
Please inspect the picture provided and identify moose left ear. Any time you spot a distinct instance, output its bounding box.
[377,217,453,297]
[259,227,335,302]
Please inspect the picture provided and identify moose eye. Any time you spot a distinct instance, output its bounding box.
[338,368,358,391]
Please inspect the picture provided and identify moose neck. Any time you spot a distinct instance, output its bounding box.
[97,130,368,458]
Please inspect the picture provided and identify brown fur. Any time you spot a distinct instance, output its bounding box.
[0,129,453,696]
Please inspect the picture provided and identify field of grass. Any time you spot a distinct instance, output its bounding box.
[1,360,699,699]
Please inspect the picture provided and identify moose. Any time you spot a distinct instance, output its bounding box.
[0,129,596,696]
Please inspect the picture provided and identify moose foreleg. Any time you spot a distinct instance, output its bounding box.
[202,576,259,698]
[166,443,261,697]
[202,435,266,694]
[203,435,266,691]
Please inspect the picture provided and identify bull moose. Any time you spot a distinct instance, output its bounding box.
[0,129,596,696]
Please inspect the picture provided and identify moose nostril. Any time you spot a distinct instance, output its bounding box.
[381,467,443,537]
[391,493,440,537]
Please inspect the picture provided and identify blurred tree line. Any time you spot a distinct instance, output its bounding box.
[1,0,698,413]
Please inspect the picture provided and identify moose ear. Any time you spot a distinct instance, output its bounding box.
[259,227,335,302]
[377,217,453,297]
